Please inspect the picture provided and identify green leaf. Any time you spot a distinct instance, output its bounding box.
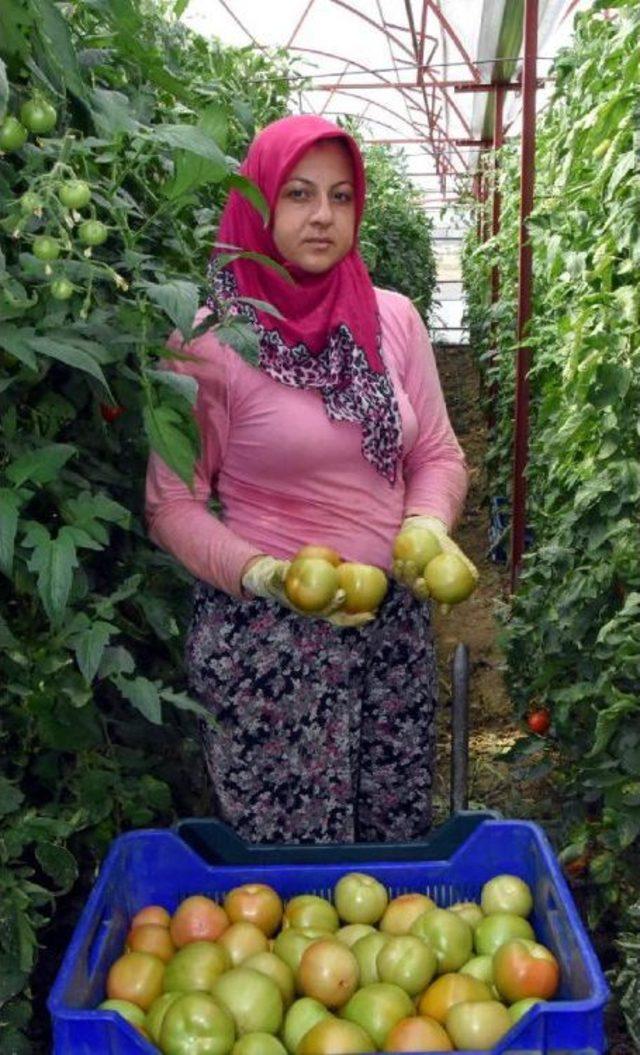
[115,675,162,724]
[6,444,75,488]
[90,87,139,136]
[0,774,24,817]
[232,98,254,136]
[35,841,78,892]
[0,611,18,650]
[28,336,112,396]
[154,124,229,176]
[160,688,216,726]
[141,279,199,340]
[612,285,639,324]
[98,645,135,680]
[63,491,131,536]
[214,248,293,283]
[143,402,198,487]
[0,954,27,1004]
[149,368,198,406]
[163,106,231,201]
[0,488,21,576]
[0,0,34,61]
[225,173,269,223]
[0,324,38,371]
[607,152,635,196]
[235,296,285,321]
[31,0,86,98]
[215,319,260,365]
[174,0,190,15]
[71,621,116,684]
[23,524,79,624]
[0,58,8,121]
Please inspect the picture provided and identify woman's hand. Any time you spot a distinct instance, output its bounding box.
[392,515,479,601]
[241,555,375,627]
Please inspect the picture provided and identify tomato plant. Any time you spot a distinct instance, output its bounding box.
[462,8,639,1039]
[0,3,296,1051]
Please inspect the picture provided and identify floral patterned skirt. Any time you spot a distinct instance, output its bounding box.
[185,580,437,845]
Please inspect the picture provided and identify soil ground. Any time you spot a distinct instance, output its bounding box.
[431,343,521,824]
[432,343,635,1055]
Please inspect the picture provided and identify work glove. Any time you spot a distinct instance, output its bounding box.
[392,515,479,602]
[241,556,375,628]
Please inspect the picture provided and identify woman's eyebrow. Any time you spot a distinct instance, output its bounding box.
[284,176,354,187]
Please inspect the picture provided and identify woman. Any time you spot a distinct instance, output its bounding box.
[145,114,474,845]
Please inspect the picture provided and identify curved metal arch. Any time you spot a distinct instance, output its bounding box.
[291,45,469,170]
[291,45,437,142]
[326,0,472,137]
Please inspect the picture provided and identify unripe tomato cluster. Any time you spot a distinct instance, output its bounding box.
[284,545,388,615]
[0,96,57,152]
[392,528,476,606]
[95,870,560,1053]
[3,93,110,303]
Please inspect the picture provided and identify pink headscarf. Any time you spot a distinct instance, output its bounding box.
[209,114,402,483]
[214,114,384,373]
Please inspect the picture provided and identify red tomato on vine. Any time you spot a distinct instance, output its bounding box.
[100,403,125,423]
[526,708,551,735]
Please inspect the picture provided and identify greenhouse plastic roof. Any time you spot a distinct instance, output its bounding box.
[182,0,594,211]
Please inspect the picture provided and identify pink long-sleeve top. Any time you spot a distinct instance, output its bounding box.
[145,287,468,598]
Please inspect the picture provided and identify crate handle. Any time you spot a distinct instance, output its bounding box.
[175,810,500,865]
[86,903,113,976]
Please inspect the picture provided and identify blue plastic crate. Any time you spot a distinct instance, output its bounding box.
[48,818,609,1054]
[489,496,534,565]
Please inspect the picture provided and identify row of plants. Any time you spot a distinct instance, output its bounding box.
[358,138,437,320]
[461,0,639,1039]
[0,2,439,1050]
[0,0,297,1049]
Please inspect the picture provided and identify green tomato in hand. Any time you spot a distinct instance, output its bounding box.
[20,98,57,134]
[33,235,61,262]
[59,180,92,209]
[0,116,28,151]
[78,219,108,246]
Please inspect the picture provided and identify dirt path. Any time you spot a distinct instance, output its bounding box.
[431,345,523,823]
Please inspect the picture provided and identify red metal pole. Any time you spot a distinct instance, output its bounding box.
[510,0,539,589]
[488,83,506,431]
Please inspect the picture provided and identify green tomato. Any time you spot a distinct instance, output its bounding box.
[159,992,235,1055]
[59,179,92,209]
[50,278,75,301]
[0,116,28,152]
[98,998,146,1030]
[20,191,43,213]
[78,219,108,246]
[20,98,57,134]
[33,235,61,262]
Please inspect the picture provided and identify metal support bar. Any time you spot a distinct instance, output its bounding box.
[450,643,470,815]
[510,0,539,589]
[488,83,506,432]
[454,78,547,93]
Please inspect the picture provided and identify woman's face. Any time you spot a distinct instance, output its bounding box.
[272,140,356,274]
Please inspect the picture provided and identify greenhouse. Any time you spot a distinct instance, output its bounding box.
[0,1,638,1052]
